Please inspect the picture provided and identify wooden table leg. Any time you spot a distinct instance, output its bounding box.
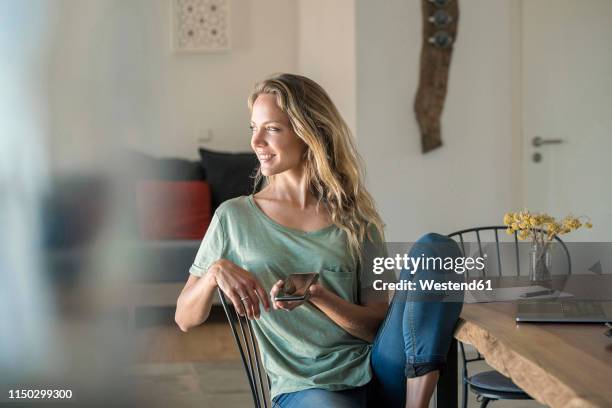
[437,338,458,408]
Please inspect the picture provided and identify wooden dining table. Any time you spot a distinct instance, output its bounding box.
[436,274,612,408]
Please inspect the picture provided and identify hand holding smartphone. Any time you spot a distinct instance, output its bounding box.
[273,273,319,302]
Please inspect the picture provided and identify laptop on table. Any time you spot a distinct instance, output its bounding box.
[516,300,612,323]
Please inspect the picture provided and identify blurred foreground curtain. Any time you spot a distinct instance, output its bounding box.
[0,0,59,376]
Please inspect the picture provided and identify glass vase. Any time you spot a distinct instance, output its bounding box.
[530,241,552,282]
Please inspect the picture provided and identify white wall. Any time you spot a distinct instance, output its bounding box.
[356,0,521,240]
[46,0,522,239]
[47,0,357,172]
[48,0,298,172]
[297,0,356,134]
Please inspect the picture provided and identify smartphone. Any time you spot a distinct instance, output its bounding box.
[274,273,319,302]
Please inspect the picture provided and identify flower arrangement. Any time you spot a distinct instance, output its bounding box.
[503,210,593,244]
[503,210,593,280]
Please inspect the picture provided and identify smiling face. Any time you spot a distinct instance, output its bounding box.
[250,93,307,177]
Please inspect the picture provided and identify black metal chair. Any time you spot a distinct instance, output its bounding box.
[447,226,571,408]
[217,288,271,408]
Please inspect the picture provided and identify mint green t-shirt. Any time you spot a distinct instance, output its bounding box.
[189,195,385,399]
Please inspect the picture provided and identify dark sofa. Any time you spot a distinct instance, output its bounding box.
[43,148,258,313]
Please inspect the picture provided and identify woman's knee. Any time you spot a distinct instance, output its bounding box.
[413,232,462,259]
[415,232,448,244]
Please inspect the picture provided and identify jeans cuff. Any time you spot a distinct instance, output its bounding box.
[404,354,447,378]
[405,362,446,378]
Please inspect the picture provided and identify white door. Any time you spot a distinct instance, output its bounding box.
[522,0,612,242]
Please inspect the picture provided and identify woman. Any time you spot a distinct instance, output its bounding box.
[175,73,463,408]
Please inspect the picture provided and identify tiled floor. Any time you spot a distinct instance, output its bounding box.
[127,359,545,408]
[128,361,252,408]
[129,308,545,408]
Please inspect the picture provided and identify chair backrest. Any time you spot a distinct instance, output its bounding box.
[447,226,572,376]
[217,288,270,408]
[447,225,571,277]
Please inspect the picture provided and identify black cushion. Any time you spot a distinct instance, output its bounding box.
[198,148,258,208]
[468,370,527,394]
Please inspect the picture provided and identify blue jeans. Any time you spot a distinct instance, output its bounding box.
[272,233,464,408]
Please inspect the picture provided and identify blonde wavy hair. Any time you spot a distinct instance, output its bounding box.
[248,73,385,261]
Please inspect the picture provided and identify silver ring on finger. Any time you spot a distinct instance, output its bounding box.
[240,296,251,302]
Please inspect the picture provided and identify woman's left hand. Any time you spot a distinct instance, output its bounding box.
[270,280,325,311]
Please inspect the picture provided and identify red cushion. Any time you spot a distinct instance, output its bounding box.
[136,181,212,240]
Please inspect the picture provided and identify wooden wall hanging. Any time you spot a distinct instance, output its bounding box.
[414,0,459,153]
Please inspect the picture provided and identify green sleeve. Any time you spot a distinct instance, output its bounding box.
[189,212,226,277]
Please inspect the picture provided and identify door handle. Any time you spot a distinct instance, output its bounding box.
[532,136,564,147]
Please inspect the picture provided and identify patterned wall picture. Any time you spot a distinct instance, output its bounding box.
[172,0,231,53]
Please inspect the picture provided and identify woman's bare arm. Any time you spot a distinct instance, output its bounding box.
[307,284,388,343]
[175,271,218,332]
[175,259,270,332]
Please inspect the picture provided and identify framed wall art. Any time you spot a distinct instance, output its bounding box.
[172,0,231,53]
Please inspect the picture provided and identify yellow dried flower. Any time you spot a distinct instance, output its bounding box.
[502,210,592,241]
